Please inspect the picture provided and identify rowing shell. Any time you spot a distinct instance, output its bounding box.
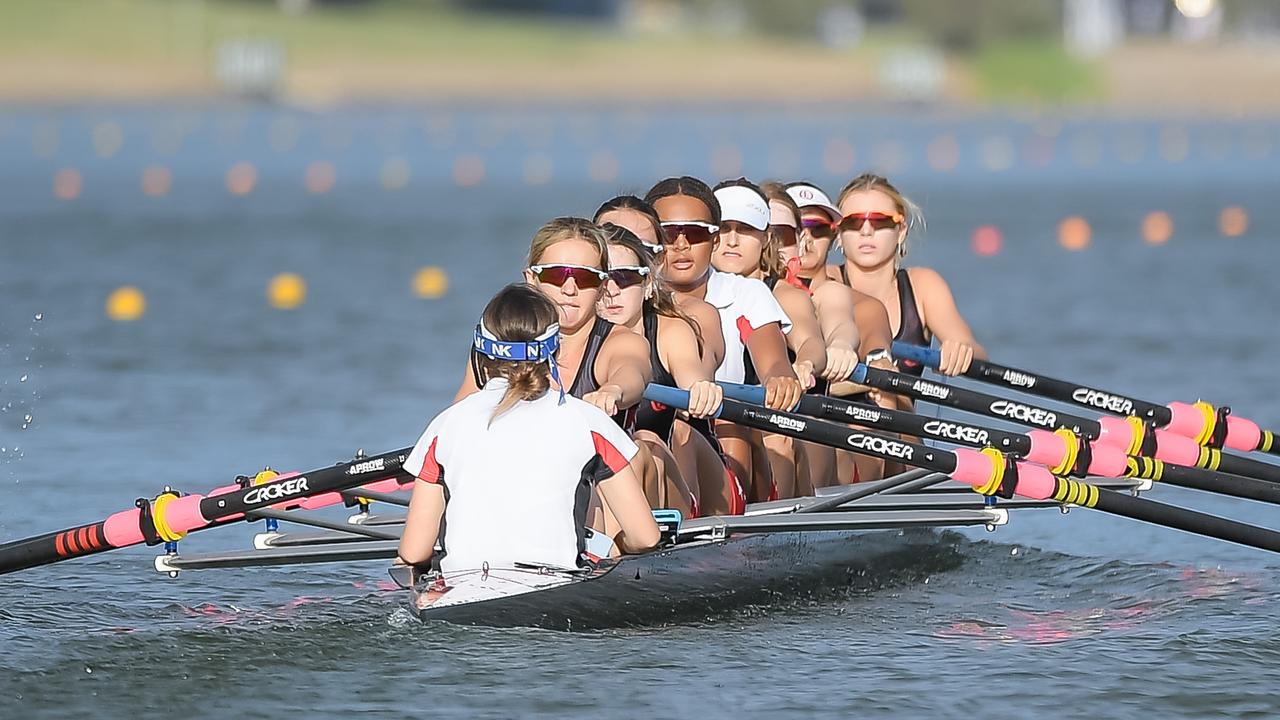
[412,526,960,631]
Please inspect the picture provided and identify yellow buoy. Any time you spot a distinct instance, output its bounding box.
[268,273,306,310]
[413,267,449,299]
[106,286,146,321]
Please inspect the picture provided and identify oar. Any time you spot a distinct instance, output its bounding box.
[718,382,1280,506]
[644,384,1280,554]
[0,447,413,575]
[893,342,1278,457]
[849,363,1280,485]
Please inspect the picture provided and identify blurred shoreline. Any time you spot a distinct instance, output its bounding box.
[4,1,1280,116]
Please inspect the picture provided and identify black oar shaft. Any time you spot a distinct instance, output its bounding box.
[804,393,1033,455]
[644,385,1280,555]
[968,358,1171,425]
[856,365,1103,438]
[0,447,412,575]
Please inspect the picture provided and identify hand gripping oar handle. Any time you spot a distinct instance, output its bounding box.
[718,382,1280,506]
[645,384,1280,554]
[852,363,1280,485]
[893,342,1277,457]
[0,447,414,575]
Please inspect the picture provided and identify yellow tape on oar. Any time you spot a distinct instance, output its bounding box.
[1050,428,1080,476]
[975,447,1007,496]
[253,469,279,486]
[1196,447,1222,472]
[1051,477,1100,508]
[1125,455,1164,481]
[1123,415,1147,456]
[1261,431,1275,454]
[1192,401,1218,446]
[150,491,186,543]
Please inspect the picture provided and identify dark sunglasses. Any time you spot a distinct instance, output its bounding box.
[608,265,650,289]
[770,224,799,248]
[660,221,719,246]
[838,211,904,233]
[529,263,608,290]
[800,217,837,240]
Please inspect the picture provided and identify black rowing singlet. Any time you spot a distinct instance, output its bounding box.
[633,310,678,441]
[838,266,929,377]
[568,317,634,429]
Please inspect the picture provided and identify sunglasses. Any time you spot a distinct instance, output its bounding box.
[529,263,609,290]
[770,224,799,248]
[607,265,650,289]
[838,211,904,233]
[800,217,836,240]
[660,221,719,246]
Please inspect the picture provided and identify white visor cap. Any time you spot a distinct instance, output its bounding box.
[714,185,770,231]
[785,184,841,222]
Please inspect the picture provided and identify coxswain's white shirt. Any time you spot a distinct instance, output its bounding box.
[403,378,638,574]
[703,271,792,383]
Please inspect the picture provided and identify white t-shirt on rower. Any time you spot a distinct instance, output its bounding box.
[403,378,639,575]
[703,270,793,383]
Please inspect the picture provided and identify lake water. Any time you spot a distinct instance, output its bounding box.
[0,105,1278,719]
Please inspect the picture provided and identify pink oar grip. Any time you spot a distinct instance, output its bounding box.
[102,508,145,547]
[950,448,995,489]
[1095,416,1137,452]
[1225,416,1262,453]
[1165,402,1209,441]
[1012,462,1057,501]
[1086,442,1129,477]
[1152,429,1201,466]
[165,494,208,533]
[1024,430,1068,468]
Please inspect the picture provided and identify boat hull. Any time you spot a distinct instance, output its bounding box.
[412,527,953,630]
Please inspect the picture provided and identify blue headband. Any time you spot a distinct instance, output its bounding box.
[473,321,565,404]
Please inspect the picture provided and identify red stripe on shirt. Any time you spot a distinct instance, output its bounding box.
[416,437,441,483]
[591,431,630,474]
[736,315,753,344]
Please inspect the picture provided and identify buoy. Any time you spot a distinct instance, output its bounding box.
[106,286,146,321]
[267,273,306,310]
[413,267,449,299]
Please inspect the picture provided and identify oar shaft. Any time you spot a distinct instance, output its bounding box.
[646,385,1280,555]
[893,342,1279,456]
[854,364,1102,438]
[1089,490,1280,553]
[0,447,413,575]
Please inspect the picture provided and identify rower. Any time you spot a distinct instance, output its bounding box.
[829,173,986,378]
[710,179,827,497]
[644,176,804,503]
[595,224,722,516]
[785,181,901,484]
[759,181,866,490]
[398,284,659,577]
[593,195,732,513]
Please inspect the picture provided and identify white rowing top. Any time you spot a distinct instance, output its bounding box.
[703,271,792,383]
[403,377,638,575]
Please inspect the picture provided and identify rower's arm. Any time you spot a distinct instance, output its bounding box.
[597,327,654,409]
[851,292,895,357]
[812,283,859,350]
[909,267,987,360]
[659,315,713,388]
[397,480,445,566]
[678,297,726,376]
[812,284,861,382]
[597,464,660,554]
[775,283,827,379]
[745,322,804,411]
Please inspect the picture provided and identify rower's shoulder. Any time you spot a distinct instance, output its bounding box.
[603,321,651,356]
[903,266,951,295]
